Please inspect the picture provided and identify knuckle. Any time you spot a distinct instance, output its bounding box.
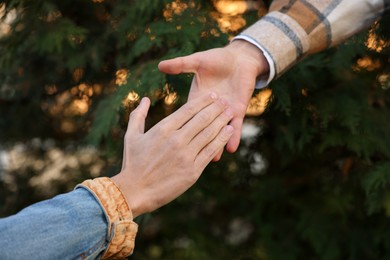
[215,133,230,147]
[201,127,214,140]
[129,109,144,121]
[198,112,210,124]
[130,108,140,118]
[183,103,196,116]
[155,123,169,137]
[130,107,140,116]
[217,131,230,144]
[222,111,233,122]
[203,145,215,158]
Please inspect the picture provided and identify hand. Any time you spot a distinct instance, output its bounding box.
[158,40,269,158]
[111,93,234,218]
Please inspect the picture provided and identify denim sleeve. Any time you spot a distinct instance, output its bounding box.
[0,188,109,260]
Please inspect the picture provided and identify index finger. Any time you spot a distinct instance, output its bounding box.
[159,92,218,131]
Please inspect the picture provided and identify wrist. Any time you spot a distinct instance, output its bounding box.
[111,173,144,218]
[76,177,138,258]
[227,39,269,77]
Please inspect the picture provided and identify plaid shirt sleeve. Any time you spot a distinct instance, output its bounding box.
[236,0,386,83]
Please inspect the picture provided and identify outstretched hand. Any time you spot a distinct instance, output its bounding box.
[112,93,234,218]
[158,40,269,158]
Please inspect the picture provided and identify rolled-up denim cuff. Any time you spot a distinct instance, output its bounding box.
[76,177,138,259]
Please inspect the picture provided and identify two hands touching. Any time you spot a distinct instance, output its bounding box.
[112,40,268,217]
[159,40,269,158]
[112,93,234,217]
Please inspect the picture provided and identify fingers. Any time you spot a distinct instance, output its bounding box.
[189,106,233,151]
[195,125,234,170]
[159,92,218,131]
[128,97,151,134]
[180,98,229,141]
[158,54,201,75]
[212,149,223,162]
[226,117,243,153]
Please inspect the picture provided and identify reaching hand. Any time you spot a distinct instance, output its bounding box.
[112,93,234,218]
[158,40,269,158]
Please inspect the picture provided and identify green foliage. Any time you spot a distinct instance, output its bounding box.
[363,162,390,214]
[1,1,390,259]
[0,0,225,141]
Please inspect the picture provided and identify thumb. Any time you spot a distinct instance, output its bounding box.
[158,54,200,75]
[128,97,151,134]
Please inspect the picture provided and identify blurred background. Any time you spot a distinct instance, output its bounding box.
[0,0,389,259]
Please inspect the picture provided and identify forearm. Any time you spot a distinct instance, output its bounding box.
[0,188,108,259]
[0,178,138,259]
[236,0,385,81]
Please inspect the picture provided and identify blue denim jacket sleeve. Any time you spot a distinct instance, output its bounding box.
[0,188,109,260]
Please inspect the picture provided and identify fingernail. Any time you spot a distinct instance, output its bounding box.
[210,92,218,100]
[224,108,233,117]
[224,125,234,134]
